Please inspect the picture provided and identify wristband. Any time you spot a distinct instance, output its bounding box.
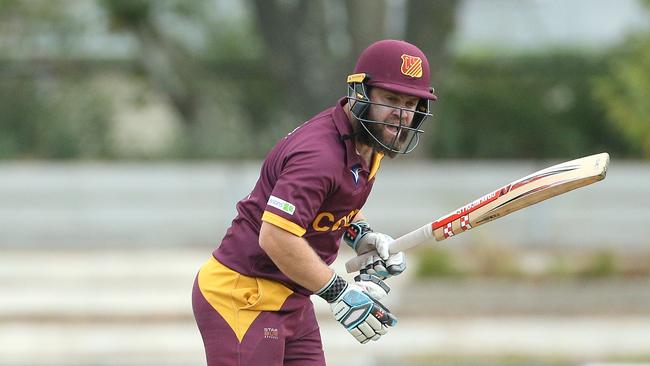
[315,273,348,303]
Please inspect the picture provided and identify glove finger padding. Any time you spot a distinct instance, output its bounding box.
[359,232,393,259]
[385,252,406,276]
[343,222,393,259]
[361,251,406,279]
[355,274,390,300]
[362,253,389,279]
[356,318,383,341]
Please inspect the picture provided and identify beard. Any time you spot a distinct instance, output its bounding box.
[356,120,410,159]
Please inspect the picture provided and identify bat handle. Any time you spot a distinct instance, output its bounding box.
[345,251,377,273]
[344,223,434,273]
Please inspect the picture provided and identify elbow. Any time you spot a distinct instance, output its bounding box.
[258,222,276,254]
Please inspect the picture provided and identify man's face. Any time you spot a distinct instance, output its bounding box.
[364,87,420,156]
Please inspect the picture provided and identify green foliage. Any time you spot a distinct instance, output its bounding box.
[0,77,113,159]
[594,36,650,158]
[431,52,635,159]
[415,248,462,279]
[546,253,573,279]
[415,246,648,280]
[100,0,153,29]
[578,250,618,278]
[470,242,522,278]
[2,1,648,161]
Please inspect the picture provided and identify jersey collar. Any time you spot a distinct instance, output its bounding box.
[333,97,383,177]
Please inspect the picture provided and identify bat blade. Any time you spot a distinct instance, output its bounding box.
[432,152,609,240]
[345,152,609,273]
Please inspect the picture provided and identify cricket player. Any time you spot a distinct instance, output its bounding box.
[192,39,437,366]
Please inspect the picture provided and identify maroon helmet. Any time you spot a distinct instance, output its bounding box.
[347,39,437,155]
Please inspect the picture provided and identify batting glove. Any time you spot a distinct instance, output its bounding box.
[343,221,407,278]
[316,273,397,344]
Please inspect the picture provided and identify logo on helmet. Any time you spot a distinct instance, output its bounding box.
[400,54,423,78]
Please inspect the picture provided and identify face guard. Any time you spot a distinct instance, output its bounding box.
[347,73,432,155]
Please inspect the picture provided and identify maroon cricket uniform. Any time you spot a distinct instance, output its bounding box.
[193,97,383,366]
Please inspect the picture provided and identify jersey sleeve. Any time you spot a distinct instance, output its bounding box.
[261,147,336,237]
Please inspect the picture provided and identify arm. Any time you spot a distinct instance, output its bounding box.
[259,220,397,344]
[259,221,333,292]
[352,210,368,223]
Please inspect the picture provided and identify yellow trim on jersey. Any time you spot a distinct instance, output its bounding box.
[198,257,294,343]
[262,211,307,237]
[368,151,384,180]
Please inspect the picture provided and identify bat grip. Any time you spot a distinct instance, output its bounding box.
[344,224,434,273]
[344,251,378,273]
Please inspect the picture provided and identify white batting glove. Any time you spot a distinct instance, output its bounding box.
[354,273,391,300]
[360,251,406,279]
[343,221,407,279]
[316,273,397,344]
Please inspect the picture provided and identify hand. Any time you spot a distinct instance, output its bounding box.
[354,273,391,300]
[316,273,397,344]
[344,221,407,278]
[360,251,407,279]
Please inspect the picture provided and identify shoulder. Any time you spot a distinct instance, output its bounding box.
[286,141,343,174]
[261,104,351,189]
[289,107,339,143]
[280,110,346,171]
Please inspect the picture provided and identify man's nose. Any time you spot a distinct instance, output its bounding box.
[390,106,404,119]
[390,106,410,124]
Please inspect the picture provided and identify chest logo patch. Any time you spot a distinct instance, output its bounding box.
[351,164,362,186]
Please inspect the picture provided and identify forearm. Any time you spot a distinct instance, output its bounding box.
[259,221,334,292]
[352,210,367,223]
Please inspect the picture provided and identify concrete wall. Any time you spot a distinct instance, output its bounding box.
[1,159,649,366]
[0,158,647,249]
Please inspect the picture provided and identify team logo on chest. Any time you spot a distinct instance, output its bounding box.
[350,164,362,186]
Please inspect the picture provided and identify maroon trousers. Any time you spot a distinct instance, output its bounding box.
[192,258,326,366]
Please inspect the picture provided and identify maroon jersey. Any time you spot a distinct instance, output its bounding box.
[214,98,383,295]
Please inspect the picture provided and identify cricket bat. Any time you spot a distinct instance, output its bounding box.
[345,152,610,273]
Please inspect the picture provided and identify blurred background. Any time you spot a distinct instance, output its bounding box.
[1,0,650,365]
